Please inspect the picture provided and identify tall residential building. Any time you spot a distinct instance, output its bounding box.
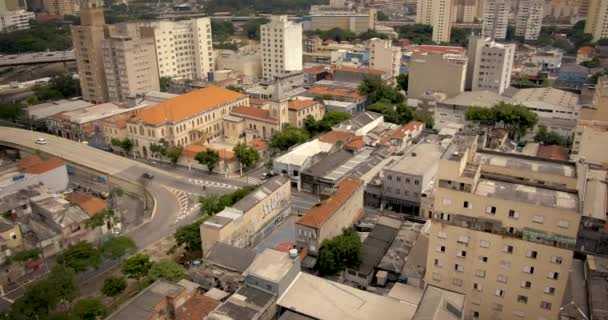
[466,36,515,94]
[452,0,476,23]
[103,24,160,103]
[71,0,108,103]
[482,0,509,40]
[425,134,580,320]
[0,9,35,32]
[43,0,77,17]
[261,16,303,82]
[368,38,401,80]
[416,0,454,43]
[584,0,608,42]
[309,9,376,33]
[145,18,214,81]
[408,46,467,99]
[515,0,544,40]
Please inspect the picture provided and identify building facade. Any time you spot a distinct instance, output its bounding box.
[584,0,608,42]
[467,37,515,94]
[287,97,324,128]
[43,0,77,17]
[309,9,376,34]
[145,18,214,81]
[103,24,160,103]
[416,0,453,43]
[261,16,303,82]
[425,134,580,320]
[481,0,509,40]
[0,9,34,32]
[368,38,401,80]
[515,0,544,40]
[408,50,467,99]
[71,0,108,103]
[452,0,476,23]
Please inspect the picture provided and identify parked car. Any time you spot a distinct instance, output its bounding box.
[35,138,47,145]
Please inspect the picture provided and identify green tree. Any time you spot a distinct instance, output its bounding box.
[0,21,72,54]
[122,254,152,288]
[195,149,220,172]
[377,11,389,21]
[10,248,41,262]
[414,109,434,128]
[211,20,235,42]
[317,228,361,275]
[534,125,568,146]
[86,209,113,228]
[449,27,470,47]
[70,298,107,320]
[306,110,352,135]
[358,29,387,40]
[396,74,408,92]
[164,146,183,165]
[233,143,259,168]
[397,24,433,44]
[8,276,59,320]
[359,75,404,104]
[581,58,601,68]
[101,236,137,260]
[174,222,202,253]
[243,18,269,40]
[0,103,25,122]
[56,241,102,273]
[159,76,174,92]
[48,73,80,98]
[199,186,256,216]
[101,275,127,300]
[149,260,187,282]
[466,103,538,139]
[270,126,309,151]
[47,265,79,313]
[368,100,399,123]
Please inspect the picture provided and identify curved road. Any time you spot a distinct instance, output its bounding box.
[0,127,231,249]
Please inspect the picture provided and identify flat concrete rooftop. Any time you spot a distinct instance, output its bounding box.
[476,151,576,177]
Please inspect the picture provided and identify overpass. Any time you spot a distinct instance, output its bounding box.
[0,51,75,67]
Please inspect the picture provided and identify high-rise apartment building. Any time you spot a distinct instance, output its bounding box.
[43,0,77,17]
[416,0,454,43]
[481,0,509,40]
[71,0,108,103]
[466,36,515,94]
[368,38,401,80]
[144,18,214,81]
[515,0,544,40]
[103,24,160,103]
[0,9,35,32]
[261,16,303,82]
[452,0,476,23]
[408,46,467,99]
[584,0,608,42]
[425,134,580,320]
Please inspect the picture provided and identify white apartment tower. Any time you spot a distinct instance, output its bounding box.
[369,38,402,80]
[261,16,303,82]
[515,0,544,40]
[146,18,214,81]
[452,0,476,23]
[482,0,509,40]
[466,36,515,94]
[416,0,454,43]
[584,0,608,42]
[103,24,160,103]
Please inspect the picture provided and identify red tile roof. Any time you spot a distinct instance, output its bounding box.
[318,131,356,144]
[309,86,362,99]
[413,45,465,55]
[250,139,267,151]
[391,121,424,139]
[578,46,594,55]
[183,144,235,161]
[65,192,107,217]
[297,177,363,228]
[346,137,366,149]
[18,155,65,174]
[230,106,278,123]
[288,99,318,111]
[537,145,569,161]
[176,293,220,320]
[249,98,269,107]
[304,66,328,74]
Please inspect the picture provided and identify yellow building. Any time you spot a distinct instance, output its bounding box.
[585,0,608,42]
[309,9,376,34]
[200,176,291,254]
[43,0,78,17]
[127,86,249,159]
[287,97,325,128]
[425,134,580,320]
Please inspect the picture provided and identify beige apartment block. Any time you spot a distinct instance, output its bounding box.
[309,9,377,34]
[467,36,515,94]
[103,24,160,103]
[261,16,303,82]
[452,0,476,23]
[127,86,248,159]
[287,97,325,128]
[368,38,401,80]
[515,0,544,40]
[482,0,509,40]
[425,134,580,320]
[71,0,108,103]
[200,176,291,253]
[584,0,608,42]
[408,50,467,99]
[144,18,214,81]
[43,0,77,17]
[416,0,453,43]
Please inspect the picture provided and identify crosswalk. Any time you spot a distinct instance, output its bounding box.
[187,178,239,189]
[165,187,200,223]
[237,176,264,185]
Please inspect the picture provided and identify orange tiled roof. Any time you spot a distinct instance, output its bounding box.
[176,293,220,320]
[288,99,317,111]
[413,45,465,55]
[103,114,131,129]
[297,177,363,228]
[65,192,107,217]
[304,66,327,74]
[346,136,366,149]
[578,46,594,55]
[318,131,356,144]
[132,86,246,125]
[230,106,278,123]
[309,86,362,99]
[183,144,235,161]
[18,156,65,174]
[391,121,424,139]
[537,145,569,161]
[250,139,268,151]
[249,98,269,107]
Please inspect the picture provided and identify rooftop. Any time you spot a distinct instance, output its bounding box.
[441,90,511,108]
[182,144,235,161]
[54,102,144,125]
[207,285,275,320]
[334,65,384,75]
[64,192,107,217]
[287,98,318,111]
[377,221,424,274]
[244,248,293,282]
[387,142,443,176]
[297,177,363,228]
[511,87,579,109]
[353,218,401,276]
[322,147,374,181]
[318,130,357,144]
[176,293,220,320]
[332,111,382,132]
[475,151,576,177]
[277,272,417,320]
[390,121,424,139]
[309,86,362,99]
[204,242,257,273]
[274,139,333,166]
[412,285,465,320]
[27,99,93,119]
[474,178,579,210]
[108,280,185,320]
[537,144,569,161]
[411,45,465,55]
[560,63,590,74]
[302,150,353,177]
[132,86,246,125]
[18,155,65,174]
[230,105,278,123]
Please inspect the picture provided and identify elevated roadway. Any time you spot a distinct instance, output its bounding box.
[0,51,75,67]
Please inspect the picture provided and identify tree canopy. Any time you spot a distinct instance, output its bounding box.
[0,103,25,122]
[358,75,404,104]
[397,24,433,44]
[317,228,361,275]
[101,236,137,260]
[32,72,81,103]
[243,18,269,40]
[465,102,538,138]
[56,241,102,273]
[270,126,309,151]
[101,275,127,299]
[70,298,107,320]
[122,254,152,287]
[149,260,187,282]
[534,125,570,147]
[233,143,260,167]
[199,185,256,215]
[0,21,71,54]
[195,149,220,172]
[204,0,325,14]
[304,111,352,135]
[174,222,202,253]
[211,20,235,42]
[159,76,174,93]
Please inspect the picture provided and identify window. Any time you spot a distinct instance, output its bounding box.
[473,311,480,319]
[452,278,463,286]
[503,245,514,254]
[434,259,443,267]
[547,272,559,280]
[523,266,535,274]
[550,256,563,265]
[517,295,528,304]
[442,198,452,205]
[497,274,508,283]
[540,301,552,310]
[457,236,469,244]
[492,303,503,311]
[438,231,447,239]
[457,250,467,257]
[480,240,490,248]
[526,250,538,259]
[521,280,532,288]
[464,201,470,209]
[508,210,519,219]
[558,220,569,228]
[532,215,544,224]
[475,269,486,278]
[473,282,483,291]
[432,273,442,281]
[486,206,496,214]
[480,256,488,263]
[495,289,504,297]
[544,286,556,295]
[513,310,525,318]
[455,264,464,272]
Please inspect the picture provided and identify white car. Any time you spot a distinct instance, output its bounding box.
[35,138,47,145]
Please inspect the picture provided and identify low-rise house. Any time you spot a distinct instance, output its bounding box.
[17,155,68,193]
[0,217,23,264]
[191,242,256,293]
[273,139,334,190]
[433,91,511,131]
[243,248,300,296]
[558,63,591,89]
[287,97,325,128]
[307,85,366,112]
[576,46,594,64]
[331,111,384,136]
[377,120,425,151]
[295,177,363,260]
